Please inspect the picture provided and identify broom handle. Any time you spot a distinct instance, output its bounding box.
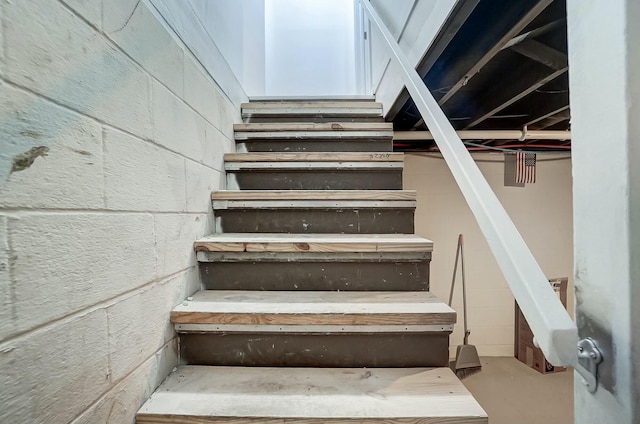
[449,234,471,345]
[460,234,470,345]
[448,234,462,306]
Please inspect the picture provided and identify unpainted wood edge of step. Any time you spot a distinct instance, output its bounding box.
[233,123,393,131]
[241,101,382,108]
[211,190,417,201]
[234,132,394,141]
[173,323,455,333]
[223,152,403,162]
[193,239,434,253]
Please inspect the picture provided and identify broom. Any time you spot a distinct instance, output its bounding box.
[448,234,482,379]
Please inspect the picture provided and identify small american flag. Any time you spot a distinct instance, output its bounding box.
[515,152,536,184]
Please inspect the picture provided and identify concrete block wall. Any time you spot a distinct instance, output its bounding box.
[0,0,245,422]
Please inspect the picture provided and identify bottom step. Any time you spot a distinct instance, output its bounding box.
[137,366,487,423]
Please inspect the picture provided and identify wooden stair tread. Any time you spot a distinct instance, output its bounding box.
[236,135,393,142]
[234,122,394,141]
[212,190,417,201]
[212,190,416,209]
[234,122,392,132]
[248,95,376,102]
[171,290,455,326]
[194,233,433,253]
[242,102,383,118]
[136,366,488,423]
[242,101,382,109]
[213,200,416,209]
[224,152,403,162]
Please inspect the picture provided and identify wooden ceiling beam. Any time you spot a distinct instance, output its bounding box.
[463,66,568,129]
[531,114,570,130]
[385,0,480,121]
[510,39,568,71]
[436,0,553,106]
[410,0,554,129]
[501,19,565,50]
[524,105,570,128]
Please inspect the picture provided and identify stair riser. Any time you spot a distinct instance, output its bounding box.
[214,209,415,234]
[179,333,450,367]
[227,171,403,190]
[236,139,392,152]
[198,260,430,291]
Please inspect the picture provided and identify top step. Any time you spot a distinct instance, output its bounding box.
[242,101,383,121]
[248,96,377,102]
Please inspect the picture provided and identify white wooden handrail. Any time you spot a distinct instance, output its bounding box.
[358,0,581,369]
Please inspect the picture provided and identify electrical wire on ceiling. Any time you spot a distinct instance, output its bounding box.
[534,88,569,94]
[462,141,571,154]
[409,152,571,163]
[487,114,529,119]
[431,85,454,94]
[395,138,572,161]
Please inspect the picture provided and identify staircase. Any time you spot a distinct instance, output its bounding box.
[137,99,488,423]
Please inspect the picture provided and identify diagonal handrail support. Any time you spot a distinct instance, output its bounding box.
[358,0,586,373]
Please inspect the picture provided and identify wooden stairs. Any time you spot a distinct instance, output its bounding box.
[137,99,488,423]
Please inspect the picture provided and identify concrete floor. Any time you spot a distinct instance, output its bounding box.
[462,357,573,424]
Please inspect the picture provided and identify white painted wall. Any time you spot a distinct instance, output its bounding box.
[149,0,249,104]
[189,0,245,78]
[185,0,265,96]
[369,0,416,89]
[0,0,242,421]
[242,0,267,96]
[568,1,640,421]
[404,153,574,356]
[368,0,456,113]
[151,0,265,97]
[264,0,358,96]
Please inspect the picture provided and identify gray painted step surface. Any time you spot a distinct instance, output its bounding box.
[178,332,450,367]
[241,101,384,123]
[225,152,404,190]
[212,192,416,234]
[197,253,431,291]
[214,208,415,233]
[227,169,403,190]
[236,138,392,152]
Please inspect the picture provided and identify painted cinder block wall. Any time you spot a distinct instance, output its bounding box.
[0,0,244,422]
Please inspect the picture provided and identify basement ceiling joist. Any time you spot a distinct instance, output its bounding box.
[390,0,570,153]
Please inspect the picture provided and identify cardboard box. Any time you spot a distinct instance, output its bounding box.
[514,277,568,374]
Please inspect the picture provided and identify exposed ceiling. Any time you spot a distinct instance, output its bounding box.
[389,0,570,153]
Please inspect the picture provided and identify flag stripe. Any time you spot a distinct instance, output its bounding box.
[515,152,536,184]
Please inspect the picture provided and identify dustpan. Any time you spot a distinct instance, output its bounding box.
[448,234,482,378]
